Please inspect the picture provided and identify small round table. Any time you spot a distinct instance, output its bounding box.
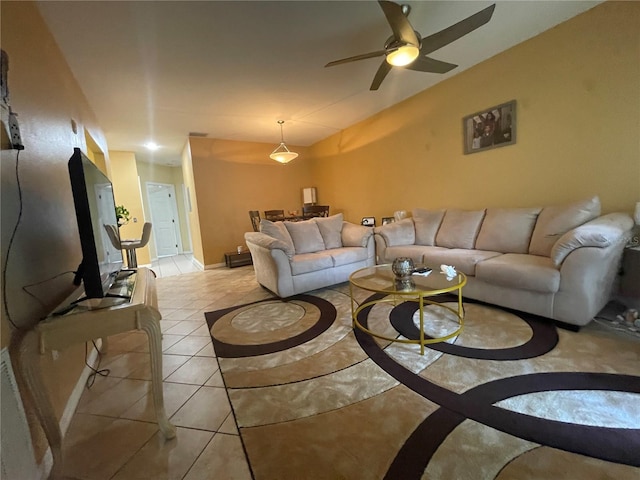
[349,264,467,355]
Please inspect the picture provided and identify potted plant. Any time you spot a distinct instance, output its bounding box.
[115,205,130,227]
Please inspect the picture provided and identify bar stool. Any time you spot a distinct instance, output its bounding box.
[105,222,152,268]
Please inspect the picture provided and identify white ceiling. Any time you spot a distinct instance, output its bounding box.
[36,1,602,166]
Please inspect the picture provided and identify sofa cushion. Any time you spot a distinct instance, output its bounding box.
[374,218,415,246]
[382,245,443,264]
[290,251,334,276]
[436,209,485,249]
[529,196,601,257]
[475,207,541,254]
[342,222,373,248]
[412,208,445,246]
[421,248,502,276]
[476,253,560,293]
[329,247,369,267]
[285,219,326,254]
[315,213,343,249]
[260,219,295,254]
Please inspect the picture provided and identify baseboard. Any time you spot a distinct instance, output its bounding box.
[204,262,225,270]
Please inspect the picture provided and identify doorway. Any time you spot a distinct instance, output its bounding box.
[146,182,181,258]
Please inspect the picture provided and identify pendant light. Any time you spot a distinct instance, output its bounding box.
[269,120,298,164]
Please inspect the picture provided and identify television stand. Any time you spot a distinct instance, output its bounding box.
[15,267,176,479]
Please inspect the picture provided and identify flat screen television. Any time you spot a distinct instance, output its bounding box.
[68,147,124,298]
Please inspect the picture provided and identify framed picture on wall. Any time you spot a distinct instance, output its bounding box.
[361,217,375,227]
[382,217,395,225]
[463,100,516,154]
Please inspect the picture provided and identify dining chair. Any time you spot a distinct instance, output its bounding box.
[264,209,285,221]
[249,210,261,232]
[302,205,330,219]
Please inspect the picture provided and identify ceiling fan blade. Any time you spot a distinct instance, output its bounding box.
[370,61,392,91]
[325,50,387,68]
[405,56,457,74]
[420,4,496,56]
[378,0,420,46]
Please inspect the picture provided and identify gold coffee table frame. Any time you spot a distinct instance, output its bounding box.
[349,264,467,355]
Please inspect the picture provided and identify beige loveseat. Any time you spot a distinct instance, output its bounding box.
[373,196,633,328]
[245,214,375,298]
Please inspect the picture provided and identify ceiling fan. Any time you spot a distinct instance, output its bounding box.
[325,1,496,91]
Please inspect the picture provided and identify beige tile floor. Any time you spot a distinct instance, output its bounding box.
[61,259,272,479]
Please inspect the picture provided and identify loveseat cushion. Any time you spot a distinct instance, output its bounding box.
[285,219,326,254]
[290,251,334,275]
[421,248,502,276]
[375,218,415,246]
[260,219,295,256]
[476,253,560,293]
[529,196,601,257]
[329,247,369,267]
[315,213,343,249]
[435,209,485,249]
[412,208,445,246]
[475,207,541,254]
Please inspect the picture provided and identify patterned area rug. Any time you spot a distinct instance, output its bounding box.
[205,285,640,480]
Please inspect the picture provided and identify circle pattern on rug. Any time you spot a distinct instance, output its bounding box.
[353,293,640,477]
[231,302,305,332]
[205,294,337,358]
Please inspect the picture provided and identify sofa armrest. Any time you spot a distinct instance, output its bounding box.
[244,231,294,259]
[550,213,634,266]
[373,218,415,246]
[342,222,373,247]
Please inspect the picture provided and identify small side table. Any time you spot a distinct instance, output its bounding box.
[225,251,253,268]
[620,246,640,298]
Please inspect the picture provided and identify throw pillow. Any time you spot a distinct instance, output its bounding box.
[259,219,295,255]
[315,213,344,249]
[412,208,445,246]
[284,219,326,254]
[475,207,541,253]
[529,196,601,257]
[435,209,486,249]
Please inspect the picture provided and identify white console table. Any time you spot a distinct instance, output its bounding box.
[15,268,176,479]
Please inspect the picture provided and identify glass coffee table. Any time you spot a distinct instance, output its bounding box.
[349,264,467,355]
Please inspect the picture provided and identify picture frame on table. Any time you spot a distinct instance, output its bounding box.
[463,100,516,155]
[381,217,395,225]
[361,217,376,227]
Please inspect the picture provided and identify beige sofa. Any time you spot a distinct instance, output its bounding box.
[245,214,375,298]
[373,196,634,328]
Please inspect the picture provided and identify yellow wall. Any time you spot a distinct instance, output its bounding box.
[308,1,640,223]
[0,0,111,460]
[109,151,151,266]
[189,137,312,266]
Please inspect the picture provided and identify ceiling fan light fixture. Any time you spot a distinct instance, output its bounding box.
[270,120,298,164]
[386,43,419,66]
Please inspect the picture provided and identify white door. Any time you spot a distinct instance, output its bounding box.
[147,183,180,257]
